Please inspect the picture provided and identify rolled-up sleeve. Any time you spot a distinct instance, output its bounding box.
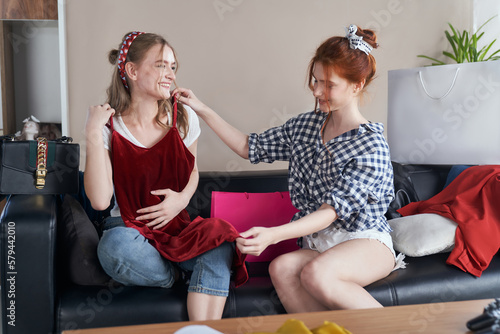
[248,118,295,164]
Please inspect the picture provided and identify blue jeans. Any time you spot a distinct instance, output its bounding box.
[97,216,234,297]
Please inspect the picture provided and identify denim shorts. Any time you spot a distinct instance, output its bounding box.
[97,216,234,297]
[301,226,406,270]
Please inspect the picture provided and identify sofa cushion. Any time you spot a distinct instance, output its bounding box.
[58,195,111,286]
[389,213,457,257]
[443,165,473,189]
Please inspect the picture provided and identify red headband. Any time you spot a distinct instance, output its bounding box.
[117,31,145,90]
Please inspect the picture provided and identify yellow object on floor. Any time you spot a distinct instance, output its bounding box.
[248,319,351,334]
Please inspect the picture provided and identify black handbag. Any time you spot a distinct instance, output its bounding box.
[0,136,80,194]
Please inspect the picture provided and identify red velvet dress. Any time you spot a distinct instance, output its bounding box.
[109,102,248,287]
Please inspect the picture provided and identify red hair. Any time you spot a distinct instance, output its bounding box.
[307,25,378,111]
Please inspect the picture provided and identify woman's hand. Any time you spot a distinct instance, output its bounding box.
[86,103,115,140]
[236,203,337,256]
[236,227,278,256]
[136,189,190,230]
[172,87,209,116]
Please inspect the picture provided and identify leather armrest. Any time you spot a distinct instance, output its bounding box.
[1,195,58,334]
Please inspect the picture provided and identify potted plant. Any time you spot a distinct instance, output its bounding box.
[418,16,500,65]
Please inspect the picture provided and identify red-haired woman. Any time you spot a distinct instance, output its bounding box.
[174,25,404,311]
[84,32,247,321]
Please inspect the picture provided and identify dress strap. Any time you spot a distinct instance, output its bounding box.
[107,114,114,131]
[172,96,178,128]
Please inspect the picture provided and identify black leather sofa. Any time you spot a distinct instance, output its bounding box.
[1,163,500,334]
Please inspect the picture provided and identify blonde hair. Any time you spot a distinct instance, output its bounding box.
[106,32,189,138]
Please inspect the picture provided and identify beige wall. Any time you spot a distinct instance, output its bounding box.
[64,0,473,172]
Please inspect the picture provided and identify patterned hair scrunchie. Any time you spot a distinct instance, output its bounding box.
[345,25,373,55]
[117,31,145,90]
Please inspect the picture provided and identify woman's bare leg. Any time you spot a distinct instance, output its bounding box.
[269,249,328,313]
[187,292,227,320]
[300,239,395,310]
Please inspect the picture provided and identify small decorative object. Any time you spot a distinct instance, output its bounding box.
[466,298,500,332]
[418,16,500,65]
[38,122,62,140]
[15,115,40,140]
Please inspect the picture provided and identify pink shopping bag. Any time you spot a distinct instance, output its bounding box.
[211,191,300,262]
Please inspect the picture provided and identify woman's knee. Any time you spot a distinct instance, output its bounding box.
[300,260,325,290]
[269,252,299,283]
[98,227,143,260]
[98,227,139,274]
[192,242,234,274]
[182,242,235,297]
[97,227,175,287]
[211,241,234,264]
[268,255,284,280]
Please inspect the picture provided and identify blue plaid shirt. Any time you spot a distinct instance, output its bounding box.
[248,111,394,233]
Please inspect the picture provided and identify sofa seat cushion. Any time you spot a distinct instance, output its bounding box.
[56,281,189,332]
[227,277,286,319]
[56,276,287,332]
[366,252,500,306]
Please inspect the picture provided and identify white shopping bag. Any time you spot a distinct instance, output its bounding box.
[387,60,500,165]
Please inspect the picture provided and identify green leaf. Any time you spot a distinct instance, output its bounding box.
[442,51,457,62]
[453,29,467,63]
[444,30,459,58]
[461,31,470,62]
[489,48,500,57]
[471,34,478,48]
[469,45,478,62]
[485,48,500,61]
[448,22,459,38]
[417,55,446,65]
[477,15,497,33]
[478,41,495,61]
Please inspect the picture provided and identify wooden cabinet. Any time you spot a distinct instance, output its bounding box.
[0,0,57,20]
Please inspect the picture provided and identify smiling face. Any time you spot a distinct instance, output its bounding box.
[311,62,360,114]
[127,44,177,100]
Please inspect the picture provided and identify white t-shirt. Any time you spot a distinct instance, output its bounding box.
[102,104,201,150]
[102,104,201,217]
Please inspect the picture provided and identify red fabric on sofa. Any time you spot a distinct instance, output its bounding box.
[398,165,500,277]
